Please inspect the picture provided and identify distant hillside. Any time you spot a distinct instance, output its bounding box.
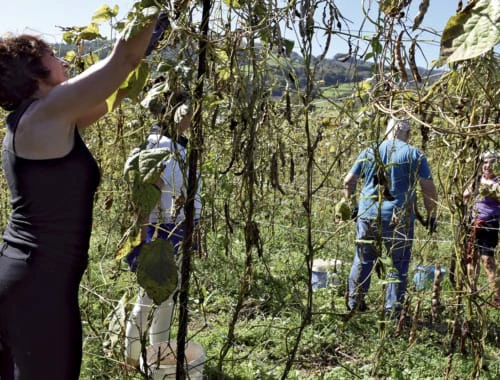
[52,41,440,98]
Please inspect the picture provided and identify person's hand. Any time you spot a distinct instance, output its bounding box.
[125,241,145,272]
[427,216,437,235]
[145,11,170,56]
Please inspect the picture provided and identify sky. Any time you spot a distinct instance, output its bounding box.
[0,0,457,68]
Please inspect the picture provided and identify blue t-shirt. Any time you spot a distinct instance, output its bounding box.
[350,139,432,221]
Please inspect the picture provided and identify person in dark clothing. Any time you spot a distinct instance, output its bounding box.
[0,8,167,380]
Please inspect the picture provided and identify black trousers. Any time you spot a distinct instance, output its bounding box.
[0,243,87,380]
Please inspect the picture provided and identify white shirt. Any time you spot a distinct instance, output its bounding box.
[146,133,201,224]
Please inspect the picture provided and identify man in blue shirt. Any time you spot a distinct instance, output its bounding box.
[343,118,438,316]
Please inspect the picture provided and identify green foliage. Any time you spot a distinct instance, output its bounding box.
[121,1,161,41]
[334,198,351,221]
[114,225,142,260]
[2,1,497,379]
[91,4,120,23]
[106,61,151,111]
[137,238,178,304]
[479,182,500,200]
[132,179,161,220]
[439,0,500,65]
[124,145,171,220]
[138,148,171,184]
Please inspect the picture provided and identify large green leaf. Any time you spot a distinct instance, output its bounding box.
[106,61,151,111]
[137,239,178,305]
[132,180,161,220]
[138,148,172,184]
[79,23,105,41]
[140,80,170,114]
[123,147,142,178]
[439,0,500,65]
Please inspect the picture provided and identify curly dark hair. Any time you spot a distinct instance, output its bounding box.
[0,34,51,111]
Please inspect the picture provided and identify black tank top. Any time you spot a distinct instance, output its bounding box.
[2,100,101,258]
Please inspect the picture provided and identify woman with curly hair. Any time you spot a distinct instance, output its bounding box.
[0,11,167,380]
[464,150,500,307]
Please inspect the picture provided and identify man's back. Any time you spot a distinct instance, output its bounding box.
[353,139,432,221]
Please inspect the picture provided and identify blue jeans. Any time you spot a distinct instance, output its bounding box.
[348,219,414,311]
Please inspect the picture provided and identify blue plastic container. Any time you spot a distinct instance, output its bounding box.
[413,265,446,290]
[312,271,329,290]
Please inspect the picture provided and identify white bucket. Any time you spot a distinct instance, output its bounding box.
[312,259,343,290]
[142,341,205,379]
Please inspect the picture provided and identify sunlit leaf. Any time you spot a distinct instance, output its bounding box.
[137,239,178,305]
[62,31,76,44]
[379,0,401,16]
[92,4,118,23]
[106,61,150,111]
[439,0,500,64]
[114,226,142,260]
[223,0,244,9]
[218,67,231,81]
[121,5,159,41]
[83,52,101,68]
[141,6,160,18]
[63,50,77,64]
[127,61,151,101]
[79,23,105,41]
[335,198,351,221]
[377,278,401,285]
[215,48,229,63]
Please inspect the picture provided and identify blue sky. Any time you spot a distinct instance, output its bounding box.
[0,1,456,68]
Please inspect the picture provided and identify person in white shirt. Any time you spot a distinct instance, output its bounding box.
[124,93,201,368]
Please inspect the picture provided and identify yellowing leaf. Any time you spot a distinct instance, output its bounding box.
[92,4,119,23]
[115,226,142,260]
[380,0,401,16]
[439,0,500,64]
[63,50,77,64]
[79,23,105,41]
[63,31,76,44]
[218,67,231,81]
[83,52,101,68]
[137,239,178,305]
[223,0,244,9]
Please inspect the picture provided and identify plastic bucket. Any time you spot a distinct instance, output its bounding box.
[413,265,446,291]
[312,271,329,289]
[142,341,205,379]
[312,259,343,290]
